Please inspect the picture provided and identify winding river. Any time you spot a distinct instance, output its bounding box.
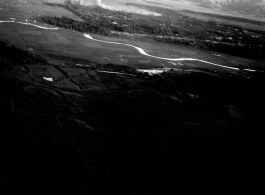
[83,34,239,70]
[1,19,258,72]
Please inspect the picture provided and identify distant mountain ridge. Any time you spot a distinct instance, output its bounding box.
[208,0,264,6]
[186,0,265,15]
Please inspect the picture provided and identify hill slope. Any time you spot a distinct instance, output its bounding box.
[188,0,265,14]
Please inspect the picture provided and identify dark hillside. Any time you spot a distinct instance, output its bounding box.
[1,42,265,194]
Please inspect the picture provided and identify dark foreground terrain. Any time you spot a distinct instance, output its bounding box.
[1,41,265,194]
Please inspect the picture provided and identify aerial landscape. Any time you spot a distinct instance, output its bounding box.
[1,0,265,194]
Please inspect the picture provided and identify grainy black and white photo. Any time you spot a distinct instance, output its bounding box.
[1,0,265,194]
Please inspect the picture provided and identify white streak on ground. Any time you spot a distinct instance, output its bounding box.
[168,62,176,65]
[212,54,223,57]
[138,69,165,75]
[137,68,179,75]
[0,20,59,30]
[244,69,256,72]
[15,21,59,29]
[75,64,91,67]
[43,77,53,82]
[96,70,136,76]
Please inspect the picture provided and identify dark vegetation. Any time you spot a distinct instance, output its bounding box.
[1,39,265,194]
[0,42,46,64]
[43,1,265,60]
[42,16,111,36]
[43,2,65,8]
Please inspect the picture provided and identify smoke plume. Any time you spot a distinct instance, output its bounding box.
[94,0,103,7]
[85,0,161,16]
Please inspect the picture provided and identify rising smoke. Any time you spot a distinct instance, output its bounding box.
[83,0,161,16]
[94,0,103,7]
